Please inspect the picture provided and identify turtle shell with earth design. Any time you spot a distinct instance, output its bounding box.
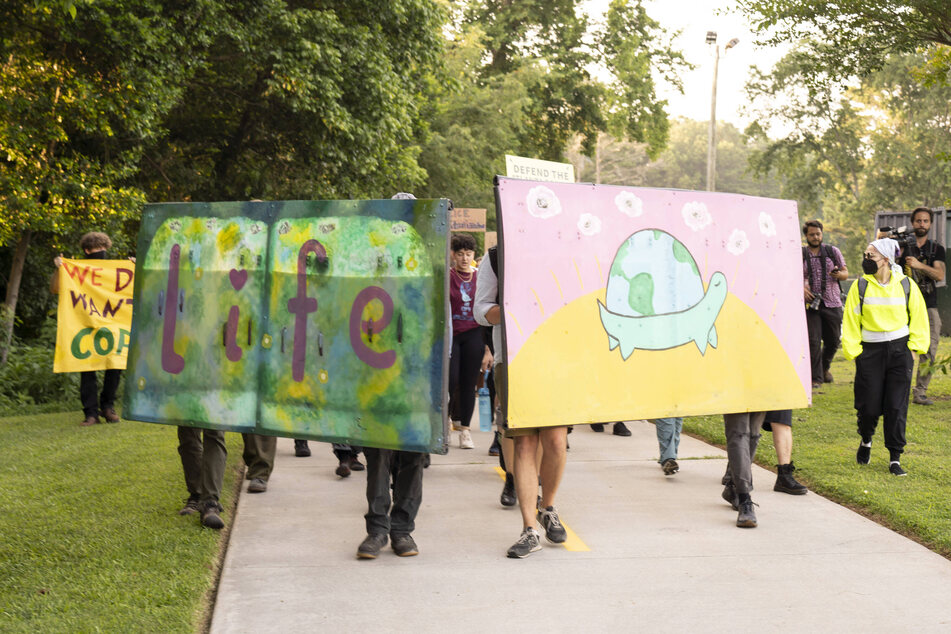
[598,229,727,359]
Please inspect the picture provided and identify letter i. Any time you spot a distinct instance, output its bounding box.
[161,244,185,374]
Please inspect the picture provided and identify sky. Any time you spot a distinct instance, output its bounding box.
[585,0,791,129]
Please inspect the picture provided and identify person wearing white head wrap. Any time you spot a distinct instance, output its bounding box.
[840,239,930,476]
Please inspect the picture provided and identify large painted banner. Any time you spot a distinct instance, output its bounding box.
[124,200,450,453]
[53,259,135,373]
[495,178,810,428]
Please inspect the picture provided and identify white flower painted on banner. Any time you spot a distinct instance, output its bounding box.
[727,229,750,255]
[682,201,712,231]
[577,213,602,236]
[758,212,776,237]
[614,191,643,217]
[526,185,562,219]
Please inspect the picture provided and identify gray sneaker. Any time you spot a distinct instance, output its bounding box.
[506,527,541,559]
[537,506,567,543]
[662,458,679,476]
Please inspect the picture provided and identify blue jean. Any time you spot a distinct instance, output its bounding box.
[653,417,683,463]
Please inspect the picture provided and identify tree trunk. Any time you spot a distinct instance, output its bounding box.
[0,229,33,365]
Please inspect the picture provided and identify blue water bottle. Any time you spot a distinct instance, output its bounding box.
[478,371,492,432]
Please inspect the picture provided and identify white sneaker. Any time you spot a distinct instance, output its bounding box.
[459,428,474,449]
[450,419,464,431]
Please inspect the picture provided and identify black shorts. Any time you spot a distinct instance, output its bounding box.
[762,409,792,432]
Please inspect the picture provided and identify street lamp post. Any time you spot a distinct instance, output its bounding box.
[706,32,739,192]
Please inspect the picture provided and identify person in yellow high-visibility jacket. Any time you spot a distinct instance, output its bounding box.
[841,238,930,476]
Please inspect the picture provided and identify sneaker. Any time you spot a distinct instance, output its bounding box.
[856,443,871,465]
[613,422,632,437]
[459,428,474,449]
[100,408,120,423]
[357,533,388,559]
[422,454,430,469]
[722,483,738,510]
[294,439,311,457]
[348,456,365,472]
[823,369,833,383]
[506,527,541,559]
[179,496,201,516]
[335,460,351,477]
[537,505,567,544]
[391,533,419,557]
[736,498,757,528]
[812,382,822,390]
[200,502,225,530]
[247,478,268,493]
[450,419,464,431]
[80,415,99,426]
[500,472,516,507]
[662,458,679,476]
[913,395,934,406]
[590,423,605,432]
[889,462,907,476]
[488,434,501,457]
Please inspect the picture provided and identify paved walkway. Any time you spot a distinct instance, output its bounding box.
[211,422,951,633]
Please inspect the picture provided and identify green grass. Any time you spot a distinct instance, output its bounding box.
[684,337,951,558]
[0,412,245,633]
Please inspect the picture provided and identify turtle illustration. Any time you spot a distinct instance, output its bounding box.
[597,229,727,359]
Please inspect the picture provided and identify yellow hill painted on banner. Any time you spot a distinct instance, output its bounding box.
[507,289,808,428]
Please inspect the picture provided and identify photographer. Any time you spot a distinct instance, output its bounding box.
[802,221,848,389]
[897,207,946,405]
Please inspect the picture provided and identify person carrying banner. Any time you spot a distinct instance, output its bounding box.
[50,231,128,426]
[721,411,765,528]
[842,238,929,476]
[474,245,569,558]
[802,220,848,389]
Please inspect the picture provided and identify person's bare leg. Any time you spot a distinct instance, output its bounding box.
[773,424,792,464]
[538,427,568,509]
[500,432,514,474]
[514,434,541,528]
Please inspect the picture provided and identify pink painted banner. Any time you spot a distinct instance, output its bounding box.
[495,178,810,428]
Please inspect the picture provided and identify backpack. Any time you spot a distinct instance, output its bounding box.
[856,275,911,325]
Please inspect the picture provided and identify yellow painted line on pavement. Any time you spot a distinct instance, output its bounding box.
[493,467,590,552]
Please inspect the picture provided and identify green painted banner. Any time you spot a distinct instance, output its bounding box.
[124,199,450,453]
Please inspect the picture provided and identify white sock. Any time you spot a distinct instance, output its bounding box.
[861,441,872,448]
[890,460,900,466]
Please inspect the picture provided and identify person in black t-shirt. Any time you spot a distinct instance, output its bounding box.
[899,207,946,405]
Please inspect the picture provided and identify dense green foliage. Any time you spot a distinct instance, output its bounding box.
[738,0,951,81]
[684,338,951,558]
[745,47,951,265]
[0,412,245,632]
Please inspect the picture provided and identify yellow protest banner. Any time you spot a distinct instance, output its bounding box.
[53,259,135,373]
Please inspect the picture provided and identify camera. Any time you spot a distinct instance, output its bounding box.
[879,225,918,253]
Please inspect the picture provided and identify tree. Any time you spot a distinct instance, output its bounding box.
[462,0,688,161]
[738,0,951,82]
[0,0,218,363]
[135,0,447,202]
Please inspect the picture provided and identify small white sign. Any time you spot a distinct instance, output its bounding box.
[505,154,575,183]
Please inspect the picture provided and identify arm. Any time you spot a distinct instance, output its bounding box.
[840,282,863,360]
[473,258,499,327]
[49,254,63,294]
[905,257,945,281]
[907,282,931,356]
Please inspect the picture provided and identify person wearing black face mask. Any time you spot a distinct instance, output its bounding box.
[50,231,128,426]
[841,239,930,476]
[897,207,946,405]
[802,220,848,390]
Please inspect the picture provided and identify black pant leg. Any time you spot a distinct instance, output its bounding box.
[79,371,99,417]
[363,448,393,535]
[456,329,483,428]
[448,335,462,422]
[100,369,121,411]
[806,309,823,382]
[854,344,886,442]
[820,306,843,371]
[390,450,424,535]
[882,343,913,456]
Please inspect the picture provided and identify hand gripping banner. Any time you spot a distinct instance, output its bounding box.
[123,200,450,453]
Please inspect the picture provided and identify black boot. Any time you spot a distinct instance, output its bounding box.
[774,463,807,495]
